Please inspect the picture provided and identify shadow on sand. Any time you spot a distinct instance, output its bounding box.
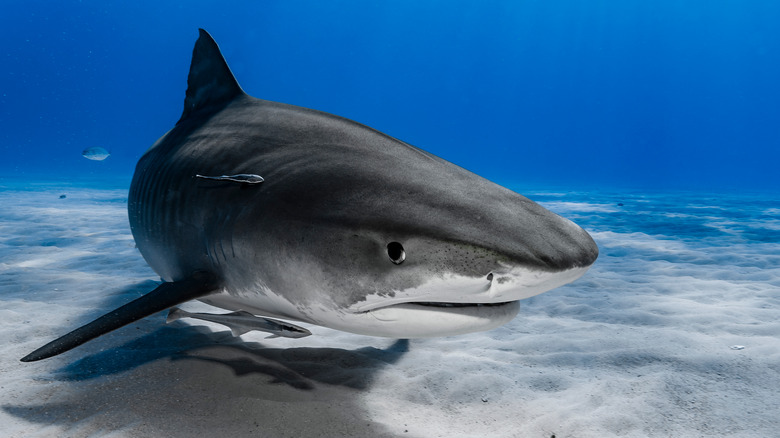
[6,282,409,437]
[52,325,409,391]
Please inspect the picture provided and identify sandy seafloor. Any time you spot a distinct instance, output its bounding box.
[1,178,778,438]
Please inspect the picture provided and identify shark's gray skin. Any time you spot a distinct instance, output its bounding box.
[22,29,598,362]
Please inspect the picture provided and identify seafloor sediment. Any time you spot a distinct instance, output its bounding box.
[1,180,778,438]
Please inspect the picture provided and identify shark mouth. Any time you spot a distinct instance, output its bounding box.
[354,298,518,317]
[338,266,594,338]
[411,301,515,308]
[352,265,592,315]
[364,300,519,319]
[354,300,522,338]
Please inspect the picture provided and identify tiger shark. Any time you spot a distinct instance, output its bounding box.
[22,29,598,362]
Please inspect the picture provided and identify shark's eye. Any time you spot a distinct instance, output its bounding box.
[387,242,405,265]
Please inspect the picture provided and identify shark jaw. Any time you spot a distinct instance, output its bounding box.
[355,301,522,338]
[322,264,592,338]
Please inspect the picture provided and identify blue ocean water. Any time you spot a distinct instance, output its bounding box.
[2,1,779,192]
[3,4,780,435]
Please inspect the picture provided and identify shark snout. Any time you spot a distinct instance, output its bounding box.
[538,215,599,271]
[498,203,599,273]
[476,205,598,301]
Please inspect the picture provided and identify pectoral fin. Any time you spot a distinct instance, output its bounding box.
[21,272,220,362]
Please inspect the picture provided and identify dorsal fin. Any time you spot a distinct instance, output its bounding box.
[180,29,244,122]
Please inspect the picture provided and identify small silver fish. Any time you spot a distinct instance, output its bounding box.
[82,147,111,161]
[166,307,311,339]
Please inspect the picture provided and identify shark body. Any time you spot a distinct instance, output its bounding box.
[22,29,598,362]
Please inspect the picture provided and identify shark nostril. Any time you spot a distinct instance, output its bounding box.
[486,273,494,282]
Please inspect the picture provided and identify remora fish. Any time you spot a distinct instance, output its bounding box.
[166,307,311,339]
[22,29,598,362]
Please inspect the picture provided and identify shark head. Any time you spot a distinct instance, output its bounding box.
[202,102,599,338]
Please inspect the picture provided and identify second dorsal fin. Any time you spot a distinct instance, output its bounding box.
[180,29,244,122]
